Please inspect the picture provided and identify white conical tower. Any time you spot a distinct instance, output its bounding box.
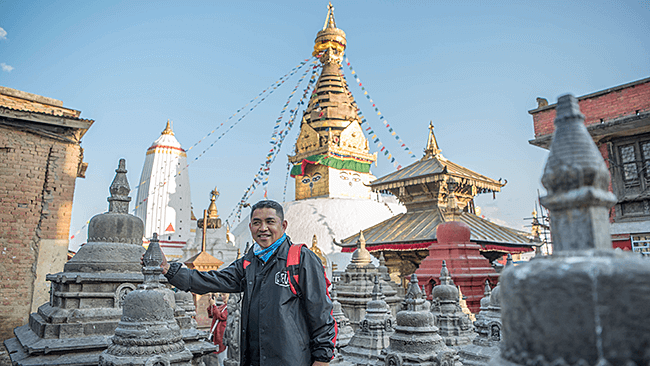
[135,120,192,260]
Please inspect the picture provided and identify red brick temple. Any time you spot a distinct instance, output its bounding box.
[415,220,499,313]
[336,123,535,298]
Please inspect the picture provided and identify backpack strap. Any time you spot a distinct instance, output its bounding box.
[286,243,307,298]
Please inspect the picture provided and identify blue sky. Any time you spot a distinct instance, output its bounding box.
[1,1,648,251]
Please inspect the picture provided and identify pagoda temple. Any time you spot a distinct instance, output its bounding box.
[337,123,534,283]
[134,120,193,260]
[233,4,404,258]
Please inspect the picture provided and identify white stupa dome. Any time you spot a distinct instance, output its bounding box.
[233,194,405,268]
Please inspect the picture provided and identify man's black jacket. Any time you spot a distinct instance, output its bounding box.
[165,237,336,365]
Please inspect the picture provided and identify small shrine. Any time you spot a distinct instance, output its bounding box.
[415,220,499,313]
[184,208,224,329]
[335,276,393,365]
[490,95,650,365]
[330,284,354,352]
[459,280,502,365]
[336,232,402,328]
[183,187,238,266]
[430,261,475,347]
[379,274,462,366]
[338,122,534,286]
[99,234,193,366]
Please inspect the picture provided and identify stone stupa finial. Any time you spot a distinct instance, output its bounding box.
[107,158,131,214]
[142,233,164,288]
[371,275,382,301]
[350,231,372,265]
[440,260,453,285]
[404,273,423,311]
[540,94,616,252]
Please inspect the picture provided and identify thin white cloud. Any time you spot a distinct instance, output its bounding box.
[1,63,14,72]
[0,27,6,40]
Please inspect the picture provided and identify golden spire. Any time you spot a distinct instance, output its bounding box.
[323,2,336,30]
[313,3,346,58]
[161,119,174,136]
[423,121,441,159]
[310,235,328,267]
[207,187,219,218]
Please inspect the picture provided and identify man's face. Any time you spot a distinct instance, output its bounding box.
[249,207,287,248]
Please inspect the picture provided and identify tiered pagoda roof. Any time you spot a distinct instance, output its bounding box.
[337,123,535,255]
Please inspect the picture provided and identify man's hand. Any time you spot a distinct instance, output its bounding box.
[312,362,329,366]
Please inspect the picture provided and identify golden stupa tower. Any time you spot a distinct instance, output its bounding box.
[288,3,376,200]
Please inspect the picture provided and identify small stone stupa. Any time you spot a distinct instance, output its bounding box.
[379,274,463,366]
[4,159,150,365]
[223,249,242,366]
[490,95,650,365]
[430,261,474,346]
[99,233,193,365]
[459,280,502,365]
[330,283,354,351]
[336,232,401,328]
[335,276,393,365]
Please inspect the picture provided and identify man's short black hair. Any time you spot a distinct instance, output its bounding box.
[250,200,284,222]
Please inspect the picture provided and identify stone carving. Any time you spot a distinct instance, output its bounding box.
[379,273,463,366]
[331,284,354,351]
[334,276,393,365]
[459,280,502,365]
[489,95,650,366]
[222,291,241,366]
[430,261,475,347]
[336,232,402,329]
[115,283,137,308]
[3,159,213,365]
[99,233,193,365]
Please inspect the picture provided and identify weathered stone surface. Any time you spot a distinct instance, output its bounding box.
[4,160,213,365]
[430,261,474,347]
[336,233,401,329]
[379,274,462,366]
[99,234,193,366]
[490,95,650,366]
[459,280,502,365]
[331,284,354,352]
[222,291,241,366]
[334,276,393,366]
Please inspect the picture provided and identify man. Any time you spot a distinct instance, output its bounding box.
[160,200,336,366]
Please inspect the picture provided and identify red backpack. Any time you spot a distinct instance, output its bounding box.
[286,243,332,297]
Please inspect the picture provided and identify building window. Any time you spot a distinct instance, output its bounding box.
[611,134,650,220]
[631,234,650,254]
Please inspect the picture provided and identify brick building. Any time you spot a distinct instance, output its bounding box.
[0,86,93,342]
[529,77,650,251]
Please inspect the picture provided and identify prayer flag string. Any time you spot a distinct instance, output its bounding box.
[228,63,320,223]
[69,59,314,242]
[344,56,417,166]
